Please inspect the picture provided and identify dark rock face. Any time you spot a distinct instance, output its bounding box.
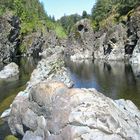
[22,32,45,57]
[0,13,20,63]
[24,30,60,57]
[94,24,127,60]
[128,7,140,64]
[94,7,140,62]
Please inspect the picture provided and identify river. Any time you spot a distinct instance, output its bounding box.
[66,59,140,108]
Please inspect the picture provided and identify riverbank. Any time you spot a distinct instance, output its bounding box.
[1,46,139,140]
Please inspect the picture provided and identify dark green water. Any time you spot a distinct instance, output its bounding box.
[66,60,140,109]
[0,57,38,140]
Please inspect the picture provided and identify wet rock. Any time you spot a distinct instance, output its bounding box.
[0,62,19,80]
[131,63,140,77]
[1,108,11,118]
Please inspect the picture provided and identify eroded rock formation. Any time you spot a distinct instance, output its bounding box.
[66,6,140,62]
[0,13,20,63]
[66,19,94,61]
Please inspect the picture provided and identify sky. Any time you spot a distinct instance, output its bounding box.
[39,0,96,19]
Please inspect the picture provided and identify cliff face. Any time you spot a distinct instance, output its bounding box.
[129,6,140,63]
[0,13,61,62]
[0,13,20,63]
[66,6,140,62]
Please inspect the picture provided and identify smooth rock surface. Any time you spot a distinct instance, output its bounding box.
[8,81,140,140]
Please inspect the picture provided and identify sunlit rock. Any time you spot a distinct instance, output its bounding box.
[8,81,140,140]
[0,62,19,80]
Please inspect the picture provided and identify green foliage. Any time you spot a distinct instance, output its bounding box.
[82,10,88,19]
[4,135,18,140]
[0,8,4,16]
[0,0,66,39]
[46,20,67,39]
[74,31,81,40]
[117,0,139,15]
[92,0,113,22]
[59,14,82,34]
[19,44,26,53]
[91,20,99,30]
[54,25,67,39]
[91,0,140,30]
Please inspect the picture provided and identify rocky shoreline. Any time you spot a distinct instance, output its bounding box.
[0,45,140,140]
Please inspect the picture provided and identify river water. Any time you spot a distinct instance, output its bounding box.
[66,59,140,108]
[0,58,140,139]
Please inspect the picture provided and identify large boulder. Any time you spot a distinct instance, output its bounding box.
[66,19,94,61]
[0,62,19,80]
[8,81,140,140]
[0,12,20,63]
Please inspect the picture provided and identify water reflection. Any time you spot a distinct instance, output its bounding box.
[66,59,140,108]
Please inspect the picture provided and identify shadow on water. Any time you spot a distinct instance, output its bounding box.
[0,57,39,140]
[65,59,140,109]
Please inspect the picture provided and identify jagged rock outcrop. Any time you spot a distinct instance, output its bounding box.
[24,30,59,57]
[94,6,140,61]
[94,23,127,60]
[66,7,140,62]
[0,62,19,80]
[130,39,140,63]
[66,19,94,61]
[8,80,140,140]
[0,45,73,117]
[129,7,140,64]
[29,46,73,88]
[0,13,20,63]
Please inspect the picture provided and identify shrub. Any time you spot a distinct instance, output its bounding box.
[4,135,18,140]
